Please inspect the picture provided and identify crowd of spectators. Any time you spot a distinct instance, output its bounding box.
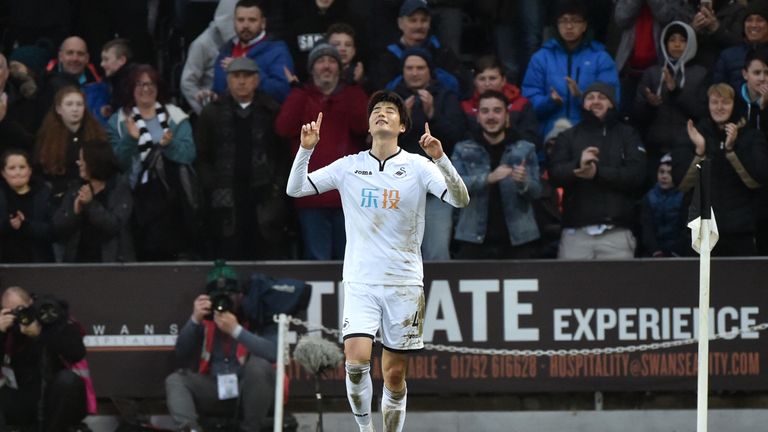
[1,0,767,262]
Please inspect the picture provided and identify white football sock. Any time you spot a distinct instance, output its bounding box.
[346,361,374,429]
[381,384,407,432]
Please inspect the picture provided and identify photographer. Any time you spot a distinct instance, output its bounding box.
[165,261,277,432]
[0,286,89,431]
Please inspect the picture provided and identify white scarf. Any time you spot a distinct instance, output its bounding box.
[132,103,169,162]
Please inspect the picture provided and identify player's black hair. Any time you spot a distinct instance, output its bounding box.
[366,90,412,133]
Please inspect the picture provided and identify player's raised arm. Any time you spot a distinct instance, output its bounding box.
[421,122,470,208]
[287,112,325,197]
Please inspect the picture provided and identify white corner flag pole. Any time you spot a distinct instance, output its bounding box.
[273,314,289,432]
[696,217,711,432]
[693,158,715,432]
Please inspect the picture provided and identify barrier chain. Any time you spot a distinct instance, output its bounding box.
[276,316,768,358]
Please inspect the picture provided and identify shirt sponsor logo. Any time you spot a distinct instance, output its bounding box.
[360,188,401,209]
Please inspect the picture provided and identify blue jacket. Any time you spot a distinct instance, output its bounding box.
[522,38,620,138]
[212,38,294,103]
[640,183,683,254]
[451,136,541,246]
[107,105,196,188]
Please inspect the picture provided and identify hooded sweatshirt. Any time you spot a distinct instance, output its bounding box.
[180,0,238,114]
[634,21,708,156]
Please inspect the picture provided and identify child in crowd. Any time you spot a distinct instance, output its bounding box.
[640,154,683,257]
[634,21,708,169]
[0,149,54,262]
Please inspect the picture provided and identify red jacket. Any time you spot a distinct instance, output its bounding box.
[276,83,369,208]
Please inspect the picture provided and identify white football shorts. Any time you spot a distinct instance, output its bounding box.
[341,281,425,352]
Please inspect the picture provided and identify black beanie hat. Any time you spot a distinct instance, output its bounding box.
[401,47,434,71]
[583,82,616,107]
[745,0,768,24]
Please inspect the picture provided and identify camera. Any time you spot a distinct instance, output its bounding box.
[210,290,234,315]
[12,305,38,326]
[10,297,64,327]
[204,278,240,320]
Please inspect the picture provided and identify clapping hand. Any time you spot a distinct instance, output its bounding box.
[687,119,706,156]
[160,130,173,147]
[574,146,599,179]
[565,76,581,97]
[662,66,676,92]
[550,87,563,105]
[644,87,663,107]
[74,184,94,215]
[510,159,527,183]
[9,211,24,230]
[487,165,514,184]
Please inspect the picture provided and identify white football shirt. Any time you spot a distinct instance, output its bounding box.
[287,147,468,285]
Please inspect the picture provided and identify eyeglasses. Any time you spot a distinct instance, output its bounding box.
[135,81,157,90]
[557,18,586,26]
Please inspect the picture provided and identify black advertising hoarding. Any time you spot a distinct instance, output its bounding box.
[0,259,764,398]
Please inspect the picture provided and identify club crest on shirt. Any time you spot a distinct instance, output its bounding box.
[394,168,407,178]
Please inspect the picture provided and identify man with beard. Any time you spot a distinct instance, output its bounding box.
[210,0,294,103]
[549,82,647,259]
[451,90,542,259]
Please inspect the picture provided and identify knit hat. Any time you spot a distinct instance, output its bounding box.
[659,153,672,166]
[307,41,342,73]
[745,0,768,23]
[401,47,434,71]
[399,0,429,17]
[583,82,617,107]
[206,259,240,292]
[544,118,573,143]
[9,40,54,80]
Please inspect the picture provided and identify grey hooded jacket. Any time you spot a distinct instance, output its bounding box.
[180,0,237,114]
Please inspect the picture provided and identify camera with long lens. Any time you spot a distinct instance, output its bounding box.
[11,297,63,327]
